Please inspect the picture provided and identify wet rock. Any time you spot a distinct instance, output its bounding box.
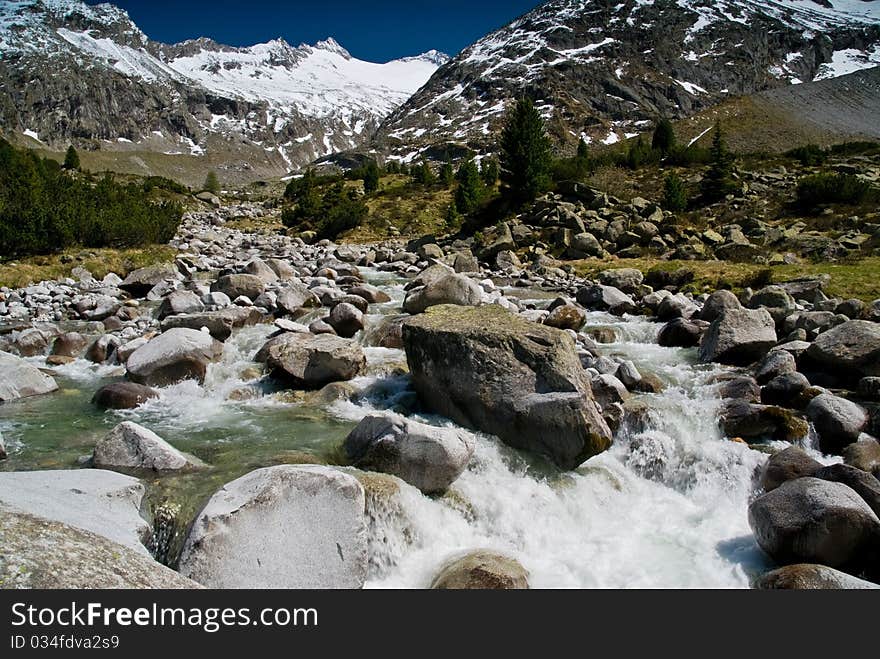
[716,376,762,404]
[344,414,475,494]
[160,307,261,342]
[402,273,483,315]
[211,274,265,302]
[309,319,336,335]
[761,372,811,408]
[94,421,205,472]
[657,317,705,348]
[576,284,636,316]
[699,290,741,323]
[431,551,529,590]
[0,350,58,402]
[92,382,159,410]
[0,507,201,589]
[403,305,612,470]
[265,333,366,389]
[275,281,321,316]
[13,327,50,356]
[585,327,617,344]
[760,446,822,492]
[755,350,797,385]
[244,259,279,284]
[120,264,180,297]
[86,334,119,364]
[0,469,151,554]
[721,400,809,442]
[805,320,880,380]
[348,284,391,304]
[755,564,879,590]
[0,432,6,460]
[544,304,586,331]
[844,438,880,475]
[598,268,643,293]
[859,377,880,400]
[815,463,880,517]
[327,302,365,338]
[51,332,90,358]
[748,477,880,568]
[806,394,868,454]
[178,465,367,589]
[656,294,697,321]
[699,307,777,366]
[126,328,224,387]
[156,290,204,320]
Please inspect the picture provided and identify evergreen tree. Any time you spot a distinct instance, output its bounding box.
[444,203,462,230]
[652,119,676,155]
[362,159,381,194]
[282,169,322,226]
[63,145,80,171]
[480,157,499,187]
[455,160,485,214]
[626,135,654,169]
[700,123,736,203]
[499,98,552,203]
[411,161,435,186]
[440,161,455,188]
[576,138,590,161]
[663,173,688,212]
[203,170,220,194]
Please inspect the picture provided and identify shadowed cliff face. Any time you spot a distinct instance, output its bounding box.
[373,0,880,161]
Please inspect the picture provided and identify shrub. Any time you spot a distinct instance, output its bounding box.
[203,171,220,194]
[795,172,874,211]
[663,173,688,212]
[785,144,828,166]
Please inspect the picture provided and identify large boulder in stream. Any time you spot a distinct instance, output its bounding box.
[402,305,612,470]
[126,328,223,387]
[806,394,868,454]
[0,469,151,554]
[263,333,366,389]
[805,320,880,380]
[402,273,483,315]
[430,551,530,589]
[699,307,777,365]
[755,564,879,590]
[120,263,180,297]
[178,465,367,589]
[748,477,880,569]
[0,506,201,589]
[94,421,205,472]
[92,381,159,410]
[211,274,266,302]
[344,414,475,494]
[0,350,58,402]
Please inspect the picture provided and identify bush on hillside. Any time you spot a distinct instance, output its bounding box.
[795,172,874,211]
[0,139,182,258]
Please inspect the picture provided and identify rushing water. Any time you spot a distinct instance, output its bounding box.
[0,270,819,588]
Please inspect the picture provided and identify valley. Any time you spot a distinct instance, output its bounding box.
[1,0,880,593]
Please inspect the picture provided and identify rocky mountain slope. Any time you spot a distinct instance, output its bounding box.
[375,0,880,162]
[0,0,447,183]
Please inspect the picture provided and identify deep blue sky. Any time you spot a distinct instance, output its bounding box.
[86,0,541,62]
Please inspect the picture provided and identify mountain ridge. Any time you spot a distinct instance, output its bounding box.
[0,0,448,182]
[373,0,880,163]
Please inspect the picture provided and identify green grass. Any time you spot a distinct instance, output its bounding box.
[0,245,177,289]
[574,256,880,303]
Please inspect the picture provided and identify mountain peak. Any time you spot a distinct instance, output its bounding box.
[313,37,351,59]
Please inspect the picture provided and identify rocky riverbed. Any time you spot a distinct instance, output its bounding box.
[1,201,879,589]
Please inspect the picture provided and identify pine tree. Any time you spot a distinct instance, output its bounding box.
[700,123,736,203]
[499,97,552,203]
[63,145,80,171]
[455,160,485,214]
[663,173,688,212]
[411,161,435,186]
[576,138,590,161]
[440,161,455,188]
[480,158,499,187]
[204,171,220,195]
[652,119,676,155]
[362,160,380,194]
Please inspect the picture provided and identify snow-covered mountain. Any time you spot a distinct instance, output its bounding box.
[0,0,448,180]
[375,0,880,162]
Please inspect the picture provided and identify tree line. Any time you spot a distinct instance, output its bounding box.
[0,140,183,258]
